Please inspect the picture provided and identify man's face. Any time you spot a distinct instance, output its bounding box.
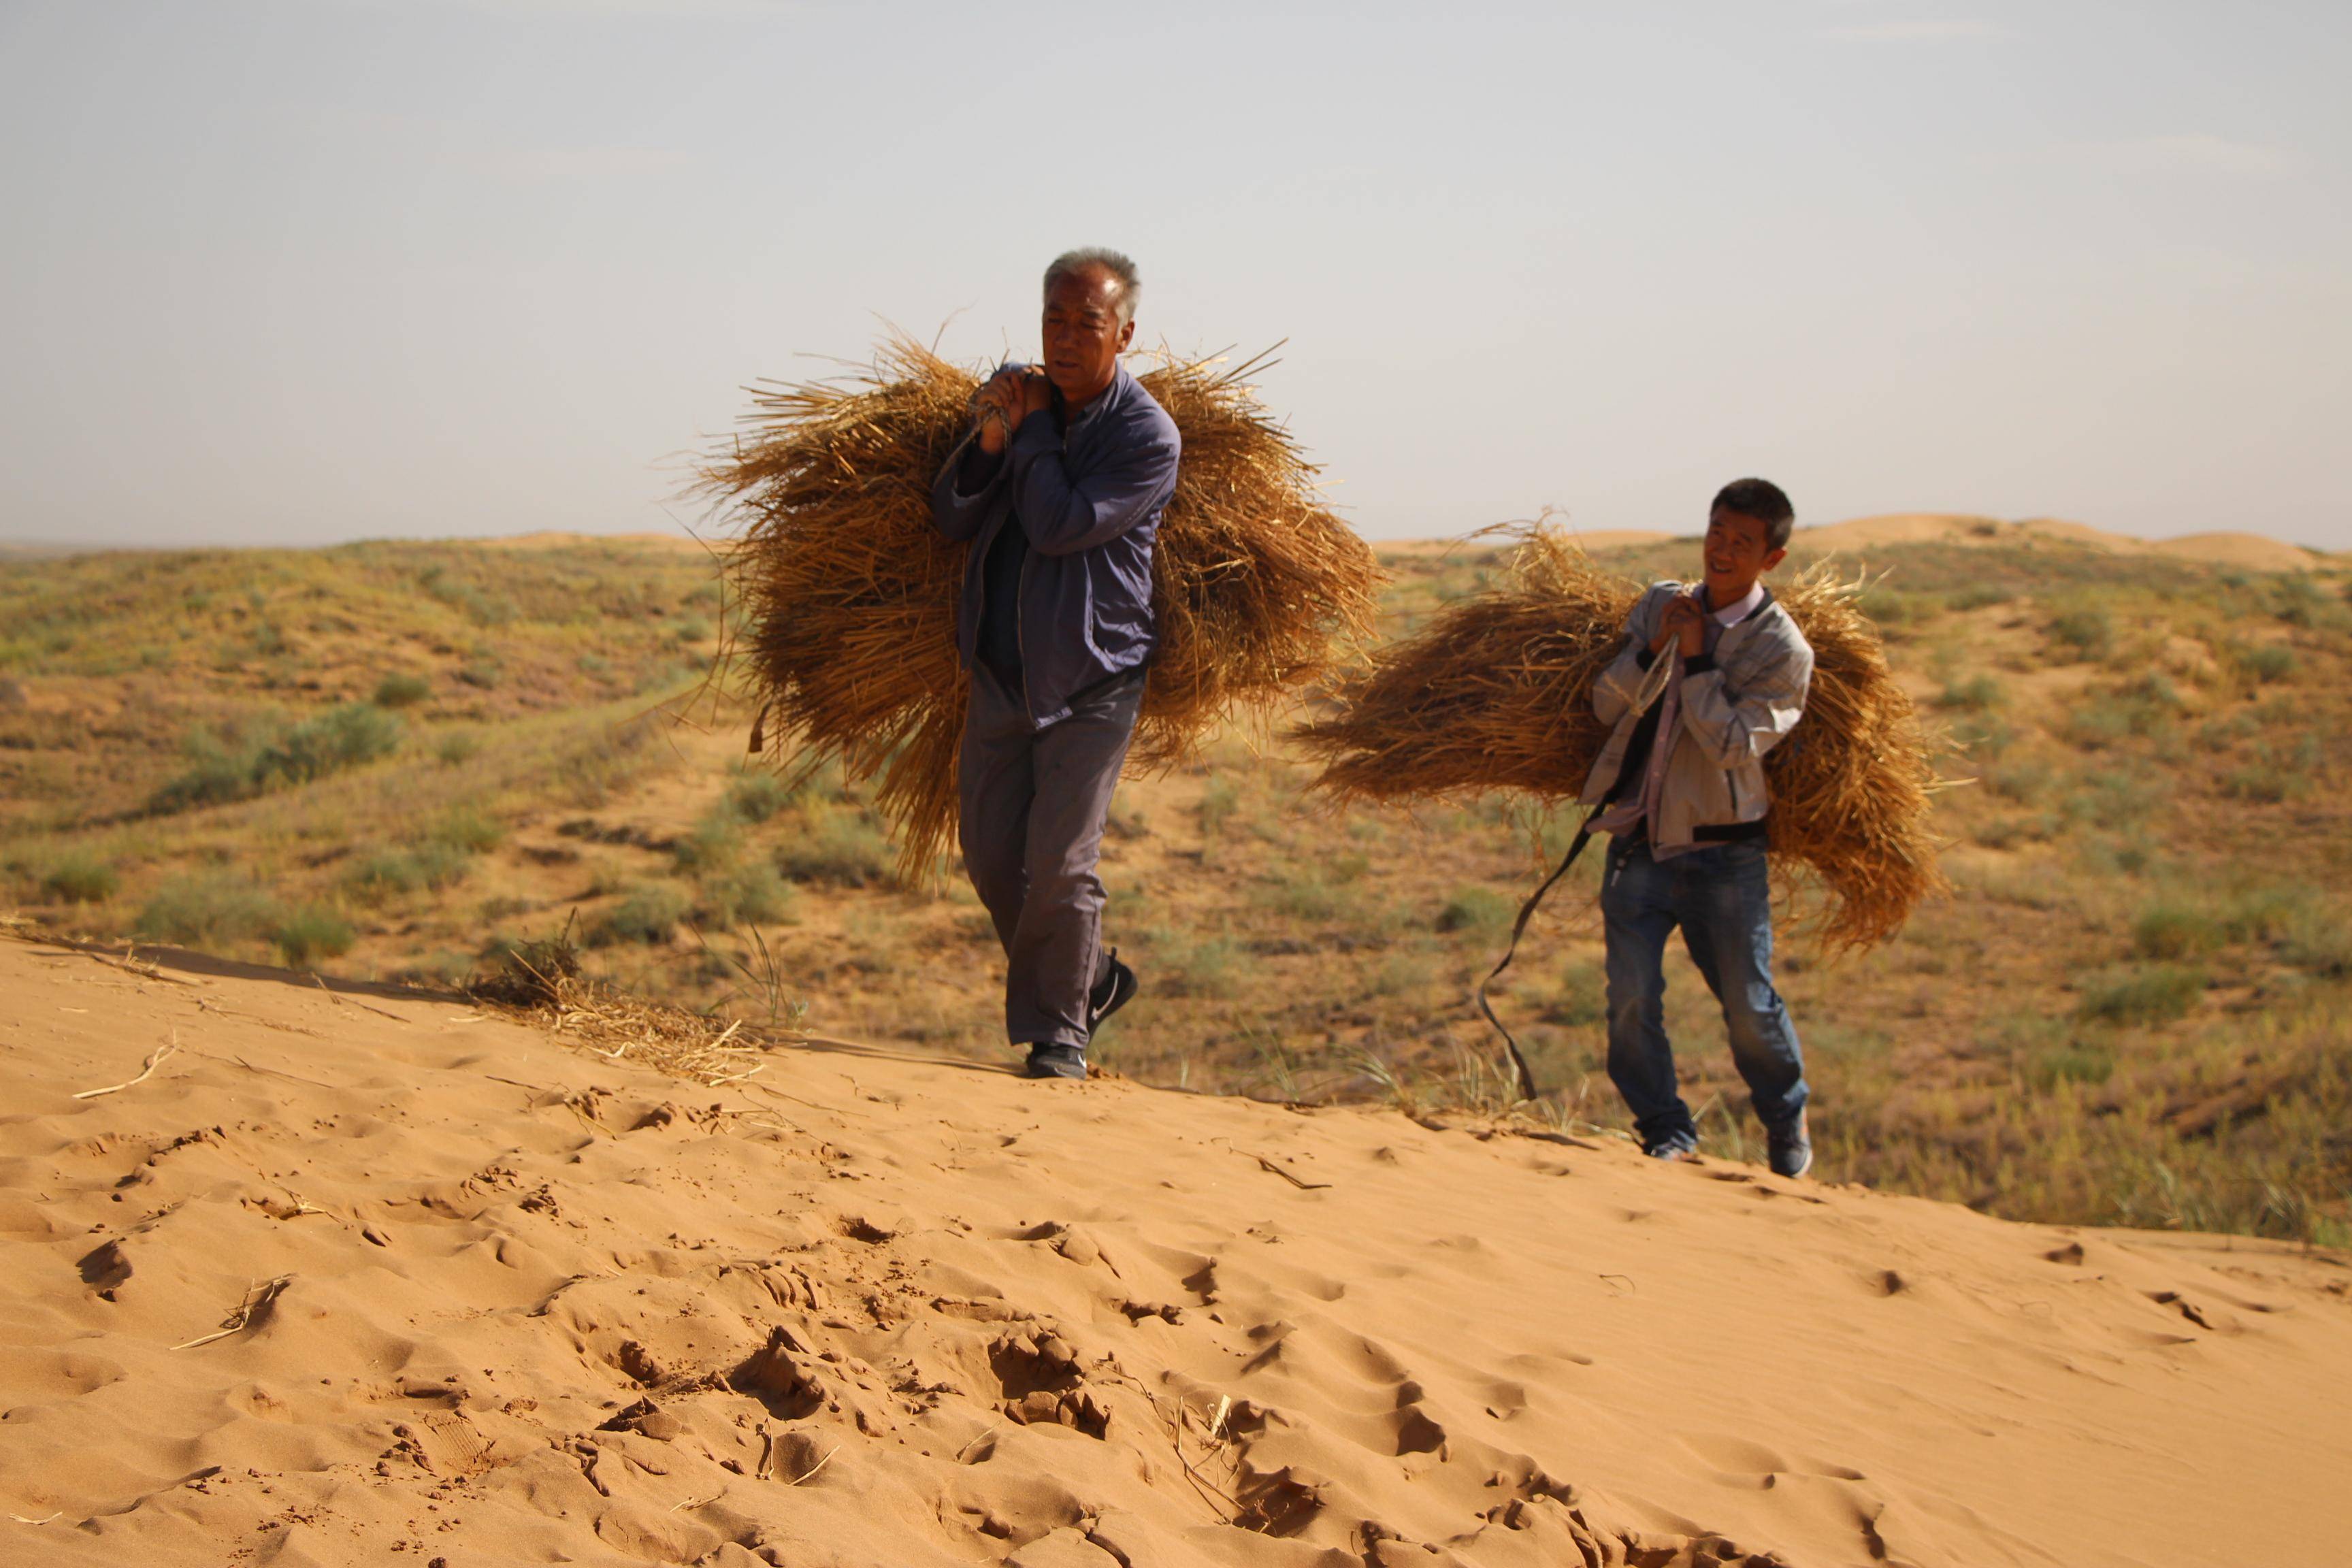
[1703,506,1786,600]
[1041,265,1134,404]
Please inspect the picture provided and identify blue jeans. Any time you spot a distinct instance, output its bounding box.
[1599,836,1808,1151]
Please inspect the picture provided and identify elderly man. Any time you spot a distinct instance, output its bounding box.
[930,248,1181,1081]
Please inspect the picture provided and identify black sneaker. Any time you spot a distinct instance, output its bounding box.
[1089,949,1137,1032]
[1644,1133,1699,1162]
[1024,1043,1088,1081]
[1767,1110,1812,1179]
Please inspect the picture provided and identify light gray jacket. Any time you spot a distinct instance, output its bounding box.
[1578,581,1814,849]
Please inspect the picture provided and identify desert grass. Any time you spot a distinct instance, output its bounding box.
[1296,525,1949,951]
[704,334,1384,879]
[7,532,2348,1247]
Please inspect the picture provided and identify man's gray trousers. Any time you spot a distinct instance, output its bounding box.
[958,664,1143,1051]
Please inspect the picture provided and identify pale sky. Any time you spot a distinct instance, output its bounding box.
[2,1,2347,550]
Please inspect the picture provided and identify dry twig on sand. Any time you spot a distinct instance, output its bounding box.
[173,1275,292,1351]
[72,1031,180,1100]
[1296,526,1947,951]
[703,334,1384,879]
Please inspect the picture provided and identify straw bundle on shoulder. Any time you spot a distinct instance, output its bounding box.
[1296,527,1945,951]
[706,336,1381,879]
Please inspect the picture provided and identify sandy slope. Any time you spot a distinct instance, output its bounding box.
[1371,516,2336,571]
[3,937,2348,1568]
[1790,514,2330,571]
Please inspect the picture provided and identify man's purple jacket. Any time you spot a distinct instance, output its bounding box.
[929,363,1181,730]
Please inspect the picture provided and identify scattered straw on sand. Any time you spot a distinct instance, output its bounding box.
[704,335,1384,879]
[1296,526,1948,950]
[468,934,800,1088]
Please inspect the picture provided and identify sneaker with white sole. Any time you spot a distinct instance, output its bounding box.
[1767,1110,1813,1179]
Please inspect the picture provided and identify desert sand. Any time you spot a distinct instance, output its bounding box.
[1790,514,2330,572]
[3,932,2349,1568]
[1371,514,2336,572]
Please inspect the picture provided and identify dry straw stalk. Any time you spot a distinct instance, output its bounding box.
[1296,527,1948,951]
[704,335,1383,879]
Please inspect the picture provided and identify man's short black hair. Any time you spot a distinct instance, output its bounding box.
[1712,478,1795,552]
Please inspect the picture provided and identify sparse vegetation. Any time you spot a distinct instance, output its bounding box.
[774,804,893,887]
[593,883,690,947]
[273,904,355,968]
[373,672,431,708]
[2078,964,2206,1026]
[5,532,2347,1247]
[138,874,280,947]
[39,849,118,904]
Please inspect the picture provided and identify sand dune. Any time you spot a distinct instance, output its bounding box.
[1371,515,2336,572]
[3,934,2347,1567]
[1792,514,2330,571]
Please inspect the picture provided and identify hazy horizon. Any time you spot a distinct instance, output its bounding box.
[3,1,2347,551]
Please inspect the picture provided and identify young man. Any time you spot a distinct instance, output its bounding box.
[1578,478,1816,1175]
[929,248,1181,1081]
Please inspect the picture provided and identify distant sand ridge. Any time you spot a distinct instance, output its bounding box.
[1377,514,2336,572]
[3,934,2347,1567]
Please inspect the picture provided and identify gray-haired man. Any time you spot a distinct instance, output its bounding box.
[930,248,1181,1080]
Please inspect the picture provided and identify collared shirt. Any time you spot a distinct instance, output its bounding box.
[970,381,1116,684]
[929,361,1181,730]
[1590,581,1767,855]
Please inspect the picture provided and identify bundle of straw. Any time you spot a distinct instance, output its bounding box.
[707,336,1382,879]
[1296,528,1946,951]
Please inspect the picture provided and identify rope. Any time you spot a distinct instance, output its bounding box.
[1476,811,1601,1103]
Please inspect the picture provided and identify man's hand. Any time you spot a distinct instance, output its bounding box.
[1015,371,1052,421]
[1649,591,1707,661]
[973,368,1051,455]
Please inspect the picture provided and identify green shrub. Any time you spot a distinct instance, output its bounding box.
[696,862,793,930]
[593,883,689,946]
[372,672,431,708]
[346,841,474,900]
[2078,964,2205,1025]
[1855,587,1924,627]
[274,905,355,968]
[2132,904,2222,961]
[456,657,502,689]
[2027,1039,2115,1088]
[2048,606,2114,659]
[1436,886,1516,935]
[2265,577,2340,628]
[41,850,118,904]
[776,806,892,887]
[725,770,793,824]
[148,730,266,813]
[1199,774,1241,838]
[1937,673,2004,711]
[261,703,402,785]
[138,874,280,947]
[2219,763,2298,804]
[2066,689,2174,749]
[429,805,504,854]
[674,811,745,874]
[1972,814,2057,850]
[2217,885,2307,943]
[2281,911,2352,979]
[1153,930,1243,998]
[1987,758,2055,803]
[2240,642,2296,683]
[1948,583,2014,611]
[1540,959,1608,1027]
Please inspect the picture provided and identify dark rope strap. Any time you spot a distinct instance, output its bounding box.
[1477,811,1602,1102]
